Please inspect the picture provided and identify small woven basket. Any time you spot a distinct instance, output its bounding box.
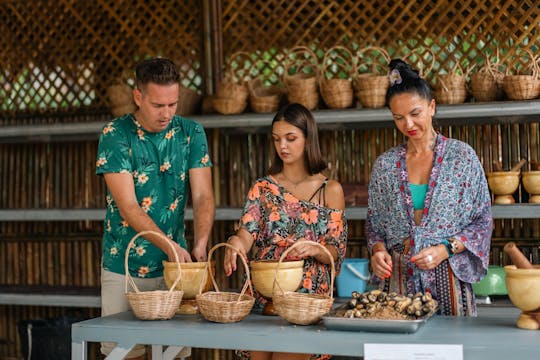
[435,62,467,104]
[125,230,184,321]
[503,49,540,100]
[273,242,335,325]
[319,46,355,109]
[213,52,251,114]
[355,46,391,108]
[283,46,320,110]
[248,78,282,113]
[196,242,255,323]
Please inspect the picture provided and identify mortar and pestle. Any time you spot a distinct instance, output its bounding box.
[486,159,526,204]
[522,160,540,204]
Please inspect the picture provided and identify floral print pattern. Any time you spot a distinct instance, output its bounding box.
[366,134,492,315]
[96,114,212,278]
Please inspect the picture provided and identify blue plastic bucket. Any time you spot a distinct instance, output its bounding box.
[336,258,370,297]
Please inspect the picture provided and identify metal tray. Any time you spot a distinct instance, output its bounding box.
[322,315,427,333]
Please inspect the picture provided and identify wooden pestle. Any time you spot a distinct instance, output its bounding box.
[509,158,527,172]
[504,242,534,269]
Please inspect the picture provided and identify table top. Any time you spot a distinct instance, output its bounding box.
[72,306,539,359]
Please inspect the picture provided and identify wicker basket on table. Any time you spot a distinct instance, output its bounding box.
[125,230,184,320]
[435,62,467,104]
[283,46,320,110]
[273,241,335,325]
[503,49,540,101]
[212,52,251,114]
[319,45,355,109]
[196,242,255,323]
[354,46,391,108]
[469,52,505,102]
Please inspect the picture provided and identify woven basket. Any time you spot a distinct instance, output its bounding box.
[355,46,391,108]
[196,242,255,323]
[248,78,282,113]
[469,53,505,102]
[213,52,251,114]
[436,62,467,104]
[273,242,335,325]
[125,230,184,320]
[107,77,136,117]
[176,86,202,116]
[283,46,319,110]
[319,46,355,109]
[503,50,540,100]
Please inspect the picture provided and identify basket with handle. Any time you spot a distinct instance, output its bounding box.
[247,57,284,115]
[196,242,255,323]
[503,49,540,101]
[272,241,335,325]
[106,75,136,117]
[354,46,391,108]
[213,51,251,114]
[125,230,184,320]
[283,46,320,110]
[435,61,467,104]
[469,51,505,102]
[319,45,355,109]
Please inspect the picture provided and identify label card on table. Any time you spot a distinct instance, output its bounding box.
[365,343,463,360]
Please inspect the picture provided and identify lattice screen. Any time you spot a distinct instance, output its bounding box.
[220,0,540,84]
[0,0,203,114]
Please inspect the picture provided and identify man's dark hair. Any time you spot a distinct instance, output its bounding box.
[135,58,180,89]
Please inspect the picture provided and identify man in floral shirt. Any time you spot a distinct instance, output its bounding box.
[96,58,214,359]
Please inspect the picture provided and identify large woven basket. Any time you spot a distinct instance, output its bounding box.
[248,78,282,113]
[436,62,467,104]
[319,46,355,109]
[273,241,335,325]
[283,46,319,110]
[196,242,255,323]
[468,51,505,102]
[125,230,184,320]
[355,46,391,108]
[503,50,540,101]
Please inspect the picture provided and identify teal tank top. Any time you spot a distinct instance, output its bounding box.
[410,183,428,210]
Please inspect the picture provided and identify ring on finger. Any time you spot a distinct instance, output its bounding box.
[426,254,433,263]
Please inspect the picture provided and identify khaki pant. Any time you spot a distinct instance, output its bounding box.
[100,269,191,359]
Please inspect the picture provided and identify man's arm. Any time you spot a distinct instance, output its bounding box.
[103,172,192,262]
[189,167,215,261]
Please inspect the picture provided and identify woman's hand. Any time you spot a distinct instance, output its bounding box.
[224,235,248,276]
[411,244,448,270]
[286,238,314,259]
[371,249,393,280]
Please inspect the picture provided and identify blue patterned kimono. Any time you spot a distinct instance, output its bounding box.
[366,133,492,316]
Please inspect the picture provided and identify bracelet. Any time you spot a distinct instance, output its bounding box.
[441,239,453,258]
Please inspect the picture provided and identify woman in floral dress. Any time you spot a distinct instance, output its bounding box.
[366,59,492,316]
[225,103,348,360]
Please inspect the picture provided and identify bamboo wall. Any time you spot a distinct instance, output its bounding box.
[1,1,539,359]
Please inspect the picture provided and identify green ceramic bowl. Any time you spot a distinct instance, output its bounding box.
[472,265,508,296]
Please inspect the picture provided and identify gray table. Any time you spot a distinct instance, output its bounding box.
[72,306,539,360]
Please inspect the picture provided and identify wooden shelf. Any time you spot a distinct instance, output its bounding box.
[0,204,538,222]
[1,100,539,142]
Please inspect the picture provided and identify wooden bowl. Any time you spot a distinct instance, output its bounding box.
[487,171,520,203]
[522,171,540,203]
[163,261,213,300]
[505,265,540,330]
[251,259,304,298]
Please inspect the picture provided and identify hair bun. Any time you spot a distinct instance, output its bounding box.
[389,59,420,80]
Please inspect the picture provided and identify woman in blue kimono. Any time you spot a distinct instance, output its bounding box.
[366,59,493,316]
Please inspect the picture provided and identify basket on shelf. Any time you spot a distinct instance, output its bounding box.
[319,46,355,109]
[107,76,136,117]
[435,62,467,104]
[248,78,282,114]
[503,49,540,101]
[176,85,202,116]
[283,46,320,110]
[125,230,184,320]
[354,46,391,108]
[273,241,335,325]
[196,242,255,323]
[469,52,505,102]
[213,52,251,114]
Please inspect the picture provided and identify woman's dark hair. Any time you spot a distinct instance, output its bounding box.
[135,58,180,89]
[385,59,433,106]
[268,103,327,175]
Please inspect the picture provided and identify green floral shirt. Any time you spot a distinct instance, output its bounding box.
[96,114,212,278]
